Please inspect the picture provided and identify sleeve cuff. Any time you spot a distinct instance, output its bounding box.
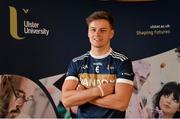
[65,76,79,81]
[116,78,133,85]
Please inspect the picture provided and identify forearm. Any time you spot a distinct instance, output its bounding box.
[90,83,133,111]
[62,80,115,108]
[62,87,101,107]
[90,94,128,111]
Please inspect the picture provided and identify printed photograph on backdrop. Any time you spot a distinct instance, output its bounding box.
[0,75,57,118]
[126,48,180,118]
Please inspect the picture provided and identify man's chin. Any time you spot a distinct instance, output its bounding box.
[92,45,104,49]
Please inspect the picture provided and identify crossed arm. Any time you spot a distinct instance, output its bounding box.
[61,79,133,111]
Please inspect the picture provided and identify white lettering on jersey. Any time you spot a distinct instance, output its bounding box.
[82,79,89,86]
[93,62,102,66]
[95,66,100,73]
[81,65,88,70]
[107,64,110,70]
[80,78,115,87]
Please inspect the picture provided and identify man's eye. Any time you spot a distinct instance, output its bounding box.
[90,29,96,32]
[100,29,106,32]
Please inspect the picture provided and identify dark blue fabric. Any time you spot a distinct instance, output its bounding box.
[66,50,134,118]
[77,103,125,118]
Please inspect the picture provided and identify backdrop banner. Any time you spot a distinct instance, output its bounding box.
[0,0,179,118]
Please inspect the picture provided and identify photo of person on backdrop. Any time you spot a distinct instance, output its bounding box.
[61,10,134,118]
[0,75,56,118]
[0,75,25,118]
[126,59,151,118]
[147,81,180,118]
[175,46,180,63]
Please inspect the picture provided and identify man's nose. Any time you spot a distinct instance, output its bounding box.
[95,30,101,36]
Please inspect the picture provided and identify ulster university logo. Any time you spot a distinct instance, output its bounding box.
[9,6,25,40]
[9,6,50,40]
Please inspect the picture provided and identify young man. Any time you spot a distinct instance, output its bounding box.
[62,10,134,118]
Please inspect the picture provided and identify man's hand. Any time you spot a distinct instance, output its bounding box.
[100,83,115,96]
[76,84,86,90]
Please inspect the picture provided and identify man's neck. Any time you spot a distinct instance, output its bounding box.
[90,47,111,56]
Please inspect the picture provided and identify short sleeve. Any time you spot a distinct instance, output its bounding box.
[65,60,79,81]
[116,59,134,85]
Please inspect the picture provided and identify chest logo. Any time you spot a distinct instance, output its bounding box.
[95,66,100,73]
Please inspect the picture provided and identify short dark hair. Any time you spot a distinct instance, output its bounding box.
[153,82,180,118]
[86,11,114,29]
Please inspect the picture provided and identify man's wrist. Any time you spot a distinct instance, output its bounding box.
[98,85,104,97]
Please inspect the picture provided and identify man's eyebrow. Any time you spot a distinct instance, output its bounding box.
[89,27,108,29]
[100,28,108,30]
[89,26,97,28]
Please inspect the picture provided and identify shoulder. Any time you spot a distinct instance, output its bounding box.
[72,51,90,62]
[110,50,130,62]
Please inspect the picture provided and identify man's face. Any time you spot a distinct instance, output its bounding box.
[88,19,114,49]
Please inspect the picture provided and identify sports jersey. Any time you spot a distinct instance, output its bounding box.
[65,48,134,118]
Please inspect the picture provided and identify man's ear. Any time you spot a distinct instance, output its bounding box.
[110,30,115,39]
